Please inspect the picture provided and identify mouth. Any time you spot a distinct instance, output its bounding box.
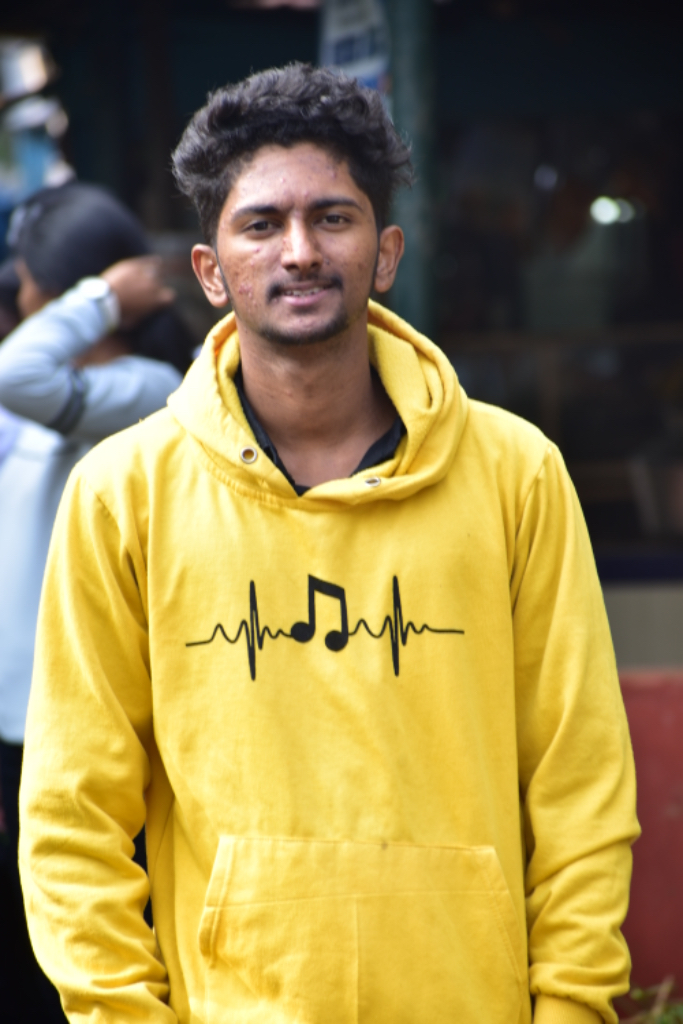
[280,285,328,297]
[269,277,342,306]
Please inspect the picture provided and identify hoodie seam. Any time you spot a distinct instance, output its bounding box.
[191,438,315,508]
[515,442,555,542]
[80,472,147,573]
[189,435,405,512]
[78,473,151,628]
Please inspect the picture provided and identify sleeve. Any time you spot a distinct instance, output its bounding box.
[19,469,178,1022]
[510,444,640,1024]
[0,281,181,441]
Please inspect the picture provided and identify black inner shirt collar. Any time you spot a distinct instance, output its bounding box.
[233,365,406,496]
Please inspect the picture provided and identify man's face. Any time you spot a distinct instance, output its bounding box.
[193,143,402,347]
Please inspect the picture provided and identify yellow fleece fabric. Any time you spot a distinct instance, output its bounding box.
[535,995,603,1024]
[20,302,638,1024]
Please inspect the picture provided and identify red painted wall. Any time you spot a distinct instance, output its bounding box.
[620,672,683,992]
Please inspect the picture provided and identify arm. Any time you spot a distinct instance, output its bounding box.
[19,467,177,1021]
[0,259,181,442]
[511,445,639,1024]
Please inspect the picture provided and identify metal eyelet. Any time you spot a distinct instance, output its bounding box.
[364,476,381,487]
[240,446,258,464]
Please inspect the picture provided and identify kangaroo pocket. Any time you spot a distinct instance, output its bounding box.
[198,836,526,1024]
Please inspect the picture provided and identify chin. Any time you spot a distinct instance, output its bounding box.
[260,311,351,347]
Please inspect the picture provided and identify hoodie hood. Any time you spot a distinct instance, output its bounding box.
[168,299,468,506]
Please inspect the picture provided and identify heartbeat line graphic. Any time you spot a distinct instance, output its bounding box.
[187,575,464,680]
[349,576,463,676]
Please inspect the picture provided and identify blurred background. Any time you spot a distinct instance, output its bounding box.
[1,0,682,1010]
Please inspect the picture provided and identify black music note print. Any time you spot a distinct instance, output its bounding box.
[290,575,349,652]
[186,573,464,678]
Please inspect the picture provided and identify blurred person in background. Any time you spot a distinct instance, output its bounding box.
[0,182,194,1022]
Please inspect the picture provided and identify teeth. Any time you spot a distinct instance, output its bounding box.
[283,287,324,296]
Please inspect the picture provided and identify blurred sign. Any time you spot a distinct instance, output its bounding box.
[0,39,72,257]
[0,39,54,108]
[319,0,390,95]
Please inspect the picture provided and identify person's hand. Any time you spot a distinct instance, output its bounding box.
[101,256,175,329]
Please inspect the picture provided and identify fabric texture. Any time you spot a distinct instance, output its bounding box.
[0,284,182,742]
[0,403,20,467]
[20,301,638,1024]
[535,995,603,1024]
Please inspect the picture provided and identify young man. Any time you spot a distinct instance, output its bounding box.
[20,64,638,1024]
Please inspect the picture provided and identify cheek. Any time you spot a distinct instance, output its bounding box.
[221,259,261,305]
[335,232,377,272]
[221,246,272,297]
[343,247,376,284]
[236,280,255,299]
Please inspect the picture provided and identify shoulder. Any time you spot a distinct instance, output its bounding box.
[466,398,548,450]
[72,407,185,509]
[453,398,574,530]
[464,398,555,473]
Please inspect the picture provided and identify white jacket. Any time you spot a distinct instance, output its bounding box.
[0,280,182,742]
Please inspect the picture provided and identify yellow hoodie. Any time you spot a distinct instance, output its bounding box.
[20,302,638,1024]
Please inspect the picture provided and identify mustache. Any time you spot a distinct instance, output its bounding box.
[267,275,343,302]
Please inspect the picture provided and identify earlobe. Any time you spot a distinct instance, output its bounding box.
[374,226,405,294]
[191,244,231,308]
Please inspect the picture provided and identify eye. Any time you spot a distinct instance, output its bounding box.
[248,220,273,233]
[321,213,348,226]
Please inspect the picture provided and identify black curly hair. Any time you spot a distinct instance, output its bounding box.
[172,63,414,244]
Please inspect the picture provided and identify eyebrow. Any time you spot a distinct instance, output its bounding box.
[231,197,364,222]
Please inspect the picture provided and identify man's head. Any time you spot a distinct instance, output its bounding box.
[6,182,195,372]
[172,63,413,245]
[174,65,413,348]
[8,182,149,319]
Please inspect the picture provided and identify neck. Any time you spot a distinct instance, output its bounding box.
[236,313,396,488]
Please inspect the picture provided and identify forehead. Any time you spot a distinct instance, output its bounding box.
[222,142,370,217]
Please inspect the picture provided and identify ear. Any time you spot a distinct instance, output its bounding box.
[373,225,405,294]
[191,245,231,308]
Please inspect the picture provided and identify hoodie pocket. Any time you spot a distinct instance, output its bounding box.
[199,836,526,1024]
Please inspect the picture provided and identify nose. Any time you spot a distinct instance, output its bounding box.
[280,219,322,275]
